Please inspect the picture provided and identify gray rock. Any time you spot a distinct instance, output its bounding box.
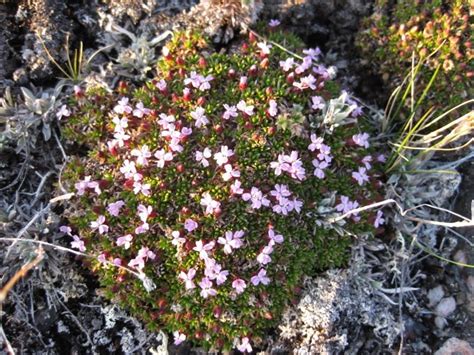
[434,337,474,355]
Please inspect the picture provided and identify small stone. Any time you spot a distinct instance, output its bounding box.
[435,297,456,318]
[466,276,474,314]
[428,285,444,307]
[453,249,467,267]
[434,337,474,355]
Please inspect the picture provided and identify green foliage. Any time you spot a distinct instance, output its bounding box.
[357,0,473,119]
[61,30,384,350]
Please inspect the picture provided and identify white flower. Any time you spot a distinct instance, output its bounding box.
[236,100,254,116]
[132,101,150,118]
[214,146,234,166]
[195,147,212,167]
[113,97,132,115]
[190,106,209,128]
[70,235,86,252]
[131,145,152,166]
[90,215,108,234]
[200,192,221,215]
[223,104,238,120]
[221,164,240,181]
[242,187,270,209]
[154,149,173,168]
[257,41,272,55]
[56,105,71,120]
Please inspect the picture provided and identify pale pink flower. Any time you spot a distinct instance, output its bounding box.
[269,19,281,27]
[352,132,370,148]
[132,102,151,118]
[173,331,186,346]
[184,71,202,88]
[270,154,290,176]
[230,180,244,195]
[223,104,238,120]
[198,75,213,91]
[107,200,125,217]
[131,145,152,166]
[137,246,156,260]
[180,126,192,137]
[113,129,130,147]
[236,100,254,116]
[155,79,167,91]
[70,235,86,252]
[268,228,284,244]
[114,97,132,115]
[232,279,247,294]
[295,56,312,74]
[352,167,369,186]
[257,245,273,265]
[268,100,278,117]
[311,96,325,110]
[193,240,215,260]
[257,42,272,55]
[158,113,175,127]
[195,148,212,167]
[237,337,252,353]
[154,149,173,168]
[303,47,321,60]
[377,154,386,163]
[200,192,221,215]
[362,155,373,170]
[214,146,234,166]
[222,164,240,181]
[120,159,137,179]
[292,198,303,213]
[374,210,385,228]
[190,107,209,128]
[179,268,197,290]
[171,230,186,246]
[113,258,122,266]
[242,187,270,209]
[56,105,71,120]
[279,57,295,72]
[134,222,149,234]
[137,204,153,222]
[218,230,244,254]
[90,215,108,234]
[133,180,151,196]
[199,277,217,298]
[251,268,270,286]
[112,116,128,131]
[184,219,198,233]
[59,225,72,235]
[98,252,107,264]
[117,234,133,249]
[270,184,291,201]
[293,74,317,90]
[312,159,329,179]
[75,176,99,196]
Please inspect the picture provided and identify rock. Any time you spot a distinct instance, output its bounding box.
[453,249,467,267]
[467,276,474,314]
[435,297,457,318]
[428,285,445,307]
[434,337,474,355]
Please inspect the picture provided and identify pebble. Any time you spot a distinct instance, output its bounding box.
[435,297,456,318]
[434,337,474,355]
[428,285,445,307]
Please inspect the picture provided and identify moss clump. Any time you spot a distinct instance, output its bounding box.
[357,0,473,116]
[60,29,385,351]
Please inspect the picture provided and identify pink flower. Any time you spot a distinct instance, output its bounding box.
[70,235,86,252]
[335,196,360,219]
[362,155,373,170]
[134,222,149,234]
[352,167,369,186]
[236,100,254,116]
[154,149,173,168]
[56,105,70,120]
[158,113,175,127]
[317,144,332,162]
[268,19,281,27]
[117,234,133,249]
[374,210,385,228]
[257,244,273,265]
[198,75,213,91]
[120,160,137,179]
[138,246,156,260]
[98,252,107,264]
[292,198,303,213]
[190,107,209,128]
[132,102,151,118]
[199,277,217,298]
[75,176,101,196]
[268,227,284,244]
[222,164,240,181]
[312,159,329,179]
[377,154,386,163]
[59,225,72,235]
[155,79,167,91]
[251,268,270,286]
[214,146,234,166]
[90,215,108,234]
[113,258,122,266]
[232,279,247,294]
[193,240,215,260]
[137,204,153,222]
[242,187,270,209]
[128,247,155,270]
[107,200,125,217]
[200,192,221,215]
[205,262,228,285]
[195,148,212,167]
[184,219,198,232]
[112,116,128,131]
[184,71,202,88]
[257,42,272,55]
[218,230,244,254]
[237,337,252,353]
[133,180,151,196]
[270,184,291,200]
[279,57,295,72]
[295,56,312,74]
[173,331,186,346]
[230,180,244,195]
[113,129,130,147]
[352,132,370,148]
[268,100,278,117]
[179,268,197,290]
[171,230,186,246]
[113,97,132,115]
[311,96,325,110]
[303,47,321,60]
[131,145,152,166]
[223,104,238,120]
[293,74,317,90]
